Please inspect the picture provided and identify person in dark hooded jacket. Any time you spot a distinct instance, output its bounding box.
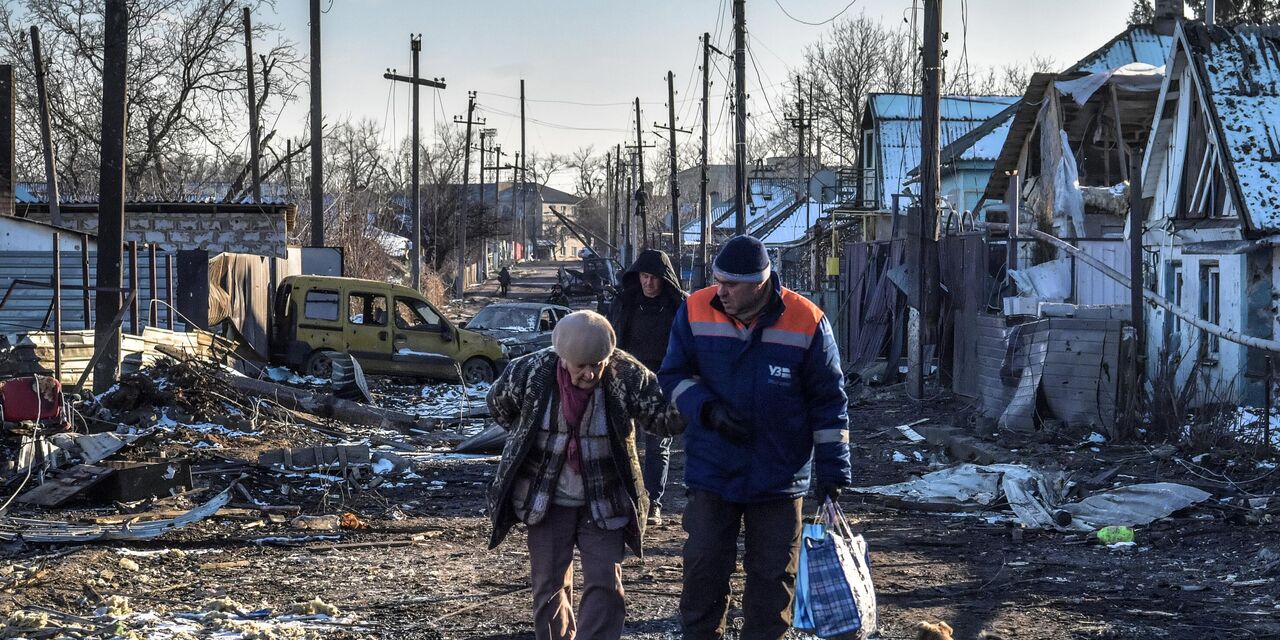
[606,249,687,526]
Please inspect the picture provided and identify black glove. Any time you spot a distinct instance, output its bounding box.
[702,400,752,446]
[818,483,843,503]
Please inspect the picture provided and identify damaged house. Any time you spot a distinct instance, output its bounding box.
[1140,22,1280,405]
[962,21,1175,434]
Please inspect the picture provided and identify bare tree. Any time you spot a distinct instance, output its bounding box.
[0,0,303,198]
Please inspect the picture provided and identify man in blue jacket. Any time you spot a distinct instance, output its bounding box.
[659,235,851,640]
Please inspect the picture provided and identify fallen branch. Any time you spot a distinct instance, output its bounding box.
[225,375,435,433]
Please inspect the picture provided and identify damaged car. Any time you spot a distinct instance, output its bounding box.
[463,302,571,359]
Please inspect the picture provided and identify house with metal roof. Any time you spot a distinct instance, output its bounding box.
[850,93,1019,240]
[1139,21,1280,405]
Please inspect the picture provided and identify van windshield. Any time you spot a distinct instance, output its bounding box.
[468,306,538,332]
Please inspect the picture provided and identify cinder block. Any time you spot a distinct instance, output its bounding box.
[240,231,262,242]
[177,218,199,231]
[229,218,250,231]
[169,231,191,243]
[216,231,238,243]
[127,218,151,231]
[192,232,215,244]
[143,231,166,243]
[152,218,175,231]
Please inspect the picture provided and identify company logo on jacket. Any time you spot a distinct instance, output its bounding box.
[767,365,792,382]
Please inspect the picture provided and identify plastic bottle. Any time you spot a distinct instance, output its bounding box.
[1095,526,1135,544]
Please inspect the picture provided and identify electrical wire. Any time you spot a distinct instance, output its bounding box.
[772,0,860,26]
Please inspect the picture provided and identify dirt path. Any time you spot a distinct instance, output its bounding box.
[4,392,1277,639]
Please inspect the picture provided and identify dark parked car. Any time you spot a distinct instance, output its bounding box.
[464,302,573,359]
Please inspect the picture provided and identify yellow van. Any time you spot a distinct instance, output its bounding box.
[271,275,507,384]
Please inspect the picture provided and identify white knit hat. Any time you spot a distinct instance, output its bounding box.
[552,310,616,364]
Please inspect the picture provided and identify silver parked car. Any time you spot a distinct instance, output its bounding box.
[464,302,573,359]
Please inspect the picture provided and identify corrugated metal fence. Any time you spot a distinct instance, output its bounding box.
[0,249,175,335]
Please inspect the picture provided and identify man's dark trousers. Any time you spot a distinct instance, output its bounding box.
[680,489,803,640]
[642,432,670,508]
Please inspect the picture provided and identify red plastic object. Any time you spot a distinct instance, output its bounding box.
[1,376,63,423]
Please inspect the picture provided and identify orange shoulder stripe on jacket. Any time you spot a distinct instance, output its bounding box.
[769,289,824,336]
[685,286,728,324]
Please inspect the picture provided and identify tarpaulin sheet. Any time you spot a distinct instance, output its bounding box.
[854,464,1210,532]
[207,254,274,359]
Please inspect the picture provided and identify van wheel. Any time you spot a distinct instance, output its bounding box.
[461,357,495,385]
[305,350,336,378]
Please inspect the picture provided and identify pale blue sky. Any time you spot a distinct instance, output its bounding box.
[267,1,1135,187]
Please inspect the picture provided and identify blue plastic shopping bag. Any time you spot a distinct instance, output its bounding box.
[802,499,877,639]
[792,521,825,632]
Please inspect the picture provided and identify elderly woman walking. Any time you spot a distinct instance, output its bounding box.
[486,310,682,639]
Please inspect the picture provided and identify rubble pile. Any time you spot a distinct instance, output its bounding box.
[0,354,500,637]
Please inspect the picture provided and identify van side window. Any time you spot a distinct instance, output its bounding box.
[349,293,388,326]
[304,290,339,321]
[395,298,442,331]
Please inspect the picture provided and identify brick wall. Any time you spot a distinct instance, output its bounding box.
[22,206,290,258]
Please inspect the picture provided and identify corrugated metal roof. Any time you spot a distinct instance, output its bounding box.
[1188,24,1280,232]
[869,94,1019,122]
[1073,25,1174,74]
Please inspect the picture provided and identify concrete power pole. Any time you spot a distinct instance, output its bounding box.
[383,37,445,290]
[909,0,943,399]
[95,0,128,393]
[453,92,484,299]
[732,0,748,235]
[242,7,261,203]
[655,71,691,287]
[30,28,61,225]
[308,0,324,247]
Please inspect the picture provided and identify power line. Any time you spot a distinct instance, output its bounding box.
[772,0,860,26]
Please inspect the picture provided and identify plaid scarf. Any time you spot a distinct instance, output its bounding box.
[511,379,631,531]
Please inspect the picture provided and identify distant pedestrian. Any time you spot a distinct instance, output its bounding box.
[497,266,512,297]
[659,235,852,640]
[606,249,687,527]
[486,310,683,640]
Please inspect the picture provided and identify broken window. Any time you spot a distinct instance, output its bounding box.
[349,293,388,326]
[1199,263,1220,361]
[303,290,339,321]
[395,298,442,331]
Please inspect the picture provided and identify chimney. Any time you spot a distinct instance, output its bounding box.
[1155,0,1185,21]
[0,65,14,217]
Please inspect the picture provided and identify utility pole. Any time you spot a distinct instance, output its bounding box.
[514,151,522,260]
[384,37,446,290]
[308,0,324,247]
[628,98,656,249]
[483,146,514,265]
[453,92,485,299]
[95,0,127,393]
[605,150,614,257]
[698,34,726,288]
[29,27,60,225]
[478,127,496,279]
[732,0,748,235]
[655,71,692,287]
[624,152,634,264]
[786,76,814,288]
[613,144,622,261]
[520,79,528,254]
[909,0,943,399]
[242,7,261,203]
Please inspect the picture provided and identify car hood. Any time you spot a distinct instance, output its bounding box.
[472,328,542,344]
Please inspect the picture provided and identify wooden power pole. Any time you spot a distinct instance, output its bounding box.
[242,7,262,203]
[30,27,60,225]
[697,33,725,288]
[655,71,691,287]
[383,36,445,290]
[308,0,324,247]
[732,0,748,235]
[909,0,943,399]
[95,0,128,393]
[453,92,485,298]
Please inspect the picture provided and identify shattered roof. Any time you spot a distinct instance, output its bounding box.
[1072,25,1173,74]
[867,94,1019,210]
[1184,23,1280,231]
